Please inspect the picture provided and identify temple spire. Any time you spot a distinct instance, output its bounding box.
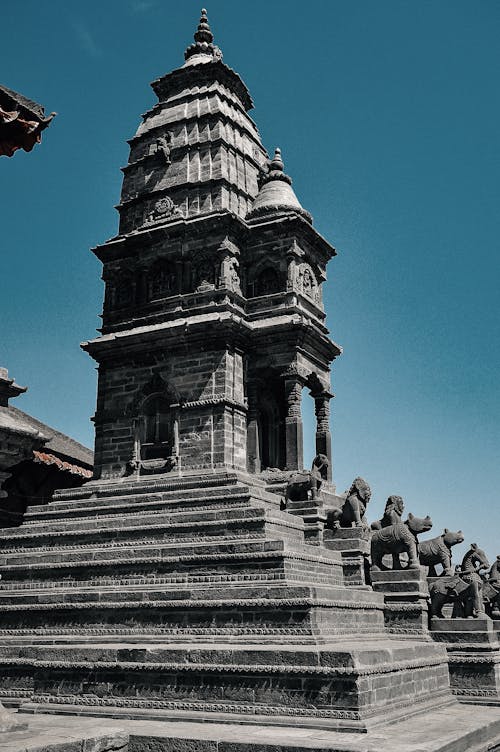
[184,8,223,64]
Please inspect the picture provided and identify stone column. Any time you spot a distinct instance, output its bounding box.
[314,392,332,481]
[284,377,303,471]
[246,381,260,473]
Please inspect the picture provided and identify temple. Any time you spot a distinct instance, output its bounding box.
[83,8,338,484]
[2,10,500,752]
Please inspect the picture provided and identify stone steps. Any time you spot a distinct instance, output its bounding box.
[0,569,322,591]
[25,487,252,521]
[0,510,304,552]
[0,569,385,636]
[0,640,453,731]
[13,500,295,536]
[0,534,325,564]
[0,473,455,730]
[0,582,366,605]
[0,542,344,592]
[49,472,244,504]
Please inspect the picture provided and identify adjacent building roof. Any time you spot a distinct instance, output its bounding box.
[33,450,92,479]
[6,406,93,469]
[0,83,56,157]
[0,367,93,478]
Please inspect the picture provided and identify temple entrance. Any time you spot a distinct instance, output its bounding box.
[140,394,176,461]
[257,392,283,469]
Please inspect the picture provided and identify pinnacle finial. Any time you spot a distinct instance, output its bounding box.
[194,8,213,45]
[184,8,223,63]
[270,148,284,173]
[263,147,291,185]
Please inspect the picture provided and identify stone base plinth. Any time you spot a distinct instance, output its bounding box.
[371,568,430,635]
[284,498,327,545]
[8,704,500,752]
[0,472,451,732]
[0,639,452,733]
[431,617,500,704]
[323,527,371,587]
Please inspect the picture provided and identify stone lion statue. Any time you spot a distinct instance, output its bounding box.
[325,476,371,529]
[371,495,404,530]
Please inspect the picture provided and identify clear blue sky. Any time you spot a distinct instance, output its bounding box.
[2,1,499,563]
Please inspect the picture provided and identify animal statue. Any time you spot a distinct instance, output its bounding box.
[371,495,404,530]
[481,555,500,617]
[419,529,464,576]
[284,454,329,504]
[489,555,500,586]
[459,543,489,616]
[370,513,433,571]
[429,544,489,618]
[325,477,371,529]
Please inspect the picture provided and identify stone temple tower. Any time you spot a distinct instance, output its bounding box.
[0,10,458,737]
[83,9,339,484]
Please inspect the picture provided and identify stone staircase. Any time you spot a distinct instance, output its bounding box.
[0,472,454,730]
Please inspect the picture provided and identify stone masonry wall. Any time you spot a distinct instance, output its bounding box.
[93,345,247,479]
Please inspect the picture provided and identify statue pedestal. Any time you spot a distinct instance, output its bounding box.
[323,526,371,587]
[430,617,500,704]
[284,498,327,545]
[0,702,27,732]
[371,568,430,635]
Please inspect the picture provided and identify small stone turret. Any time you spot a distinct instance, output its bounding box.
[247,147,311,222]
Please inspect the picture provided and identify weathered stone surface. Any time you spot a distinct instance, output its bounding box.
[0,703,27,733]
[6,706,500,752]
[371,568,430,635]
[323,527,371,587]
[430,617,500,704]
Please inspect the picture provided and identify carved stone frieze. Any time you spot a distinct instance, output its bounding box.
[143,195,182,227]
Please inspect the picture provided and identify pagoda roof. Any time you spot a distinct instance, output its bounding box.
[1,405,93,469]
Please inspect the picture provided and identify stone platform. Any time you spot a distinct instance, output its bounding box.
[0,472,453,733]
[431,617,500,705]
[5,706,500,752]
[371,568,430,635]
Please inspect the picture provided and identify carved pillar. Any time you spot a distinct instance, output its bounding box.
[246,380,260,473]
[284,376,303,471]
[314,392,332,481]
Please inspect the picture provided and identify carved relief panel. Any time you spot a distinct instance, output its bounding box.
[147,260,177,301]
